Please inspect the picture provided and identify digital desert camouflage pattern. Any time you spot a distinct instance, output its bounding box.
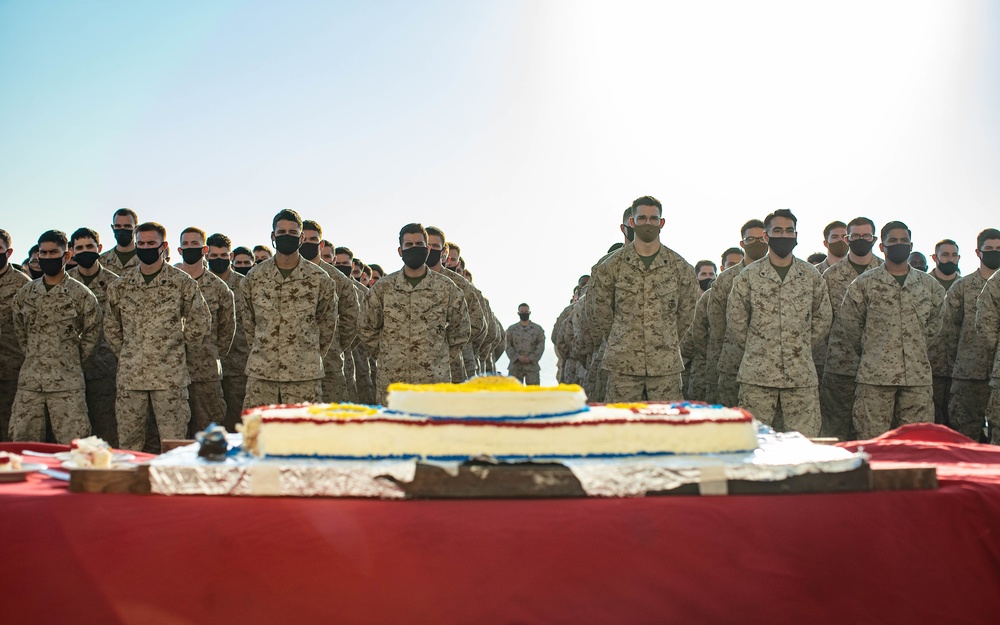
[69,265,120,380]
[311,259,361,402]
[853,384,934,440]
[9,389,91,443]
[220,269,249,376]
[682,288,712,401]
[98,247,139,275]
[443,267,487,349]
[505,321,545,371]
[0,265,30,380]
[928,273,959,378]
[976,270,1000,382]
[707,261,748,379]
[552,303,573,381]
[738,383,821,436]
[586,242,699,377]
[188,269,236,382]
[240,257,339,383]
[813,256,836,274]
[13,275,102,392]
[727,257,832,388]
[839,265,946,387]
[943,271,991,381]
[360,268,471,405]
[105,263,211,390]
[820,256,883,375]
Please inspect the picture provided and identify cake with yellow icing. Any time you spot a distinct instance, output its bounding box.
[240,376,758,460]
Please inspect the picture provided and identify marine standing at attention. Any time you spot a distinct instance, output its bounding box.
[0,229,30,441]
[99,207,140,275]
[506,303,545,385]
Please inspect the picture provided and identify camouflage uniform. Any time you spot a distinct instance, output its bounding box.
[572,296,597,397]
[929,275,959,424]
[682,288,712,402]
[839,266,946,440]
[187,270,236,434]
[491,319,506,373]
[351,281,376,405]
[106,264,211,450]
[478,297,501,375]
[360,269,471,405]
[819,256,882,439]
[444,267,487,380]
[553,304,574,383]
[813,257,836,274]
[312,259,361,404]
[975,272,1000,443]
[586,242,698,402]
[726,257,832,435]
[942,271,992,440]
[220,269,249,430]
[0,265,30,441]
[10,276,102,443]
[240,257,339,409]
[69,265,120,444]
[98,247,139,275]
[707,262,747,407]
[505,321,545,385]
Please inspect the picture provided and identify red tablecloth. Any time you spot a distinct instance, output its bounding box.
[2,427,999,625]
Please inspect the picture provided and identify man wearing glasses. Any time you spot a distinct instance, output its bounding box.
[708,219,770,407]
[99,208,140,275]
[726,209,832,436]
[839,221,946,439]
[819,217,883,440]
[586,196,699,402]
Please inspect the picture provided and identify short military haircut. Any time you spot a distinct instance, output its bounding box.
[320,239,333,249]
[847,216,876,233]
[694,260,717,274]
[369,263,384,277]
[458,256,466,270]
[37,229,69,250]
[519,302,529,309]
[207,233,232,249]
[464,270,473,282]
[935,238,958,253]
[630,196,662,218]
[70,227,100,246]
[446,242,461,255]
[180,226,206,243]
[823,220,847,240]
[0,229,11,248]
[763,208,797,230]
[740,219,765,237]
[881,221,911,241]
[232,246,252,258]
[361,265,372,278]
[272,209,302,231]
[335,247,354,260]
[136,221,167,241]
[113,207,138,223]
[425,226,446,243]
[253,244,272,255]
[608,242,624,254]
[352,258,363,268]
[398,223,428,247]
[721,247,743,264]
[807,252,828,265]
[978,228,1000,249]
[29,244,39,256]
[622,207,632,226]
[302,219,322,235]
[578,274,590,286]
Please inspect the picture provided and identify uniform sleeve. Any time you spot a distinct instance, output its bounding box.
[725,273,751,350]
[675,261,700,340]
[216,285,236,358]
[104,282,123,357]
[337,281,360,354]
[976,279,1000,371]
[504,325,517,361]
[12,288,28,350]
[941,282,964,371]
[359,284,384,357]
[447,286,472,350]
[240,276,256,347]
[925,281,946,340]
[183,281,211,350]
[838,280,867,364]
[685,292,710,360]
[529,324,545,364]
[707,274,730,364]
[585,263,614,342]
[466,289,487,349]
[811,273,833,349]
[317,275,339,357]
[78,288,102,362]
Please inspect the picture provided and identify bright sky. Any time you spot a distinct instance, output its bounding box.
[2,0,998,384]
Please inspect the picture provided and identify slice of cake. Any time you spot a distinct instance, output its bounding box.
[69,436,114,468]
[0,451,24,471]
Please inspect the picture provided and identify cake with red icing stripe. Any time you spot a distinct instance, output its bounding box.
[240,376,758,460]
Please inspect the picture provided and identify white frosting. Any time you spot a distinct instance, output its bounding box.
[70,436,113,468]
[387,388,587,418]
[0,451,24,471]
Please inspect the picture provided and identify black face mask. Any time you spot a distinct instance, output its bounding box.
[136,246,163,265]
[884,244,912,264]
[208,258,230,275]
[848,238,875,257]
[519,312,530,321]
[982,251,1000,271]
[113,229,133,247]
[699,278,714,291]
[334,264,352,277]
[936,261,958,276]
[623,225,635,242]
[401,246,429,270]
[0,253,8,271]
[273,235,300,256]
[39,257,65,277]
[234,265,252,275]
[768,237,797,259]
[255,259,265,265]
[426,248,442,267]
[298,242,319,260]
[29,267,44,279]
[73,251,100,269]
[181,248,204,265]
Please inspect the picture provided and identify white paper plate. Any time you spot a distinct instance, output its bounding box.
[54,452,135,463]
[0,463,47,482]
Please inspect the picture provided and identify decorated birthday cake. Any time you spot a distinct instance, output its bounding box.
[240,376,758,460]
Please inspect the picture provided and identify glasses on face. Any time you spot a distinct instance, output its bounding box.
[742,236,766,244]
[769,227,796,237]
[848,234,875,242]
[633,215,660,225]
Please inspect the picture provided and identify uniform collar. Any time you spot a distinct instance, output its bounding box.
[753,256,803,283]
[623,242,669,270]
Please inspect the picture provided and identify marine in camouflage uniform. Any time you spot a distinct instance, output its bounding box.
[443,266,487,381]
[505,311,545,385]
[0,261,30,441]
[975,272,1000,443]
[943,270,994,440]
[819,255,883,440]
[707,264,746,407]
[311,258,361,404]
[219,268,249,430]
[928,272,959,425]
[839,265,946,440]
[351,280,376,404]
[69,264,120,444]
[360,268,471,405]
[682,288,712,402]
[106,263,211,450]
[187,269,236,434]
[99,246,139,275]
[10,275,102,442]
[586,242,698,402]
[726,257,832,435]
[553,303,573,383]
[240,257,339,408]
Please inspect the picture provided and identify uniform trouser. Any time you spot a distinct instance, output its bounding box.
[933,375,951,425]
[738,383,820,436]
[353,347,375,405]
[321,358,348,404]
[716,372,740,408]
[344,352,359,403]
[703,382,718,406]
[462,344,477,379]
[451,354,467,384]
[0,379,17,443]
[188,380,227,436]
[948,379,990,441]
[820,372,857,441]
[987,386,1000,445]
[85,376,118,447]
[243,378,322,411]
[508,363,540,385]
[9,389,91,443]
[606,372,683,403]
[222,374,248,431]
[681,365,692,401]
[117,387,190,452]
[852,384,933,441]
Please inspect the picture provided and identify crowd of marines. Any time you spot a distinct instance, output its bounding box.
[553,196,1000,444]
[0,208,522,452]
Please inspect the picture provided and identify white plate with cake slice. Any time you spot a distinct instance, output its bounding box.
[60,460,135,470]
[0,463,47,483]
[54,452,135,463]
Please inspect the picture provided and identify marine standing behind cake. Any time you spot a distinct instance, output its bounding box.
[505,303,545,385]
[104,222,211,451]
[206,233,251,431]
[239,209,339,409]
[0,229,30,442]
[359,223,471,405]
